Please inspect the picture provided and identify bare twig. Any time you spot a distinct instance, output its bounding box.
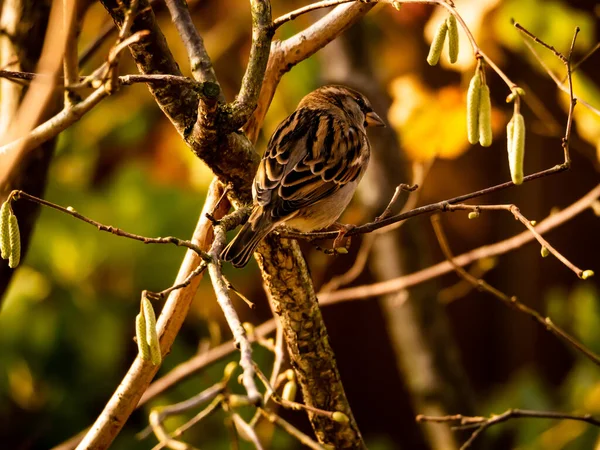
[231,413,264,450]
[11,190,211,260]
[258,408,326,450]
[444,203,587,278]
[148,382,225,450]
[146,262,208,301]
[417,409,600,450]
[208,209,261,403]
[63,0,81,107]
[430,215,600,367]
[281,165,569,241]
[0,26,151,159]
[273,0,355,29]
[565,42,600,80]
[515,21,599,116]
[150,394,223,450]
[319,183,600,304]
[164,0,222,90]
[227,0,273,130]
[375,183,418,222]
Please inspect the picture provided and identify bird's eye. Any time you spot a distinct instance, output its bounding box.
[355,96,370,113]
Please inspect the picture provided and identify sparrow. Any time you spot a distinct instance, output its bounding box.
[221,85,385,268]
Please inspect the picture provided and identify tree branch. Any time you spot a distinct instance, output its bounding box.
[417,409,600,450]
[75,180,230,450]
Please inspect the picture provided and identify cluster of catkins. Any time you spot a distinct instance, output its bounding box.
[428,13,526,185]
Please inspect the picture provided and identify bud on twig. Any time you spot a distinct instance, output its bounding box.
[282,380,297,402]
[540,246,550,258]
[581,270,594,280]
[332,411,350,424]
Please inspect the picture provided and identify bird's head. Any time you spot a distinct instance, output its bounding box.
[301,85,386,129]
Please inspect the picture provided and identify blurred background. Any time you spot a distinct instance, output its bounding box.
[0,0,599,449]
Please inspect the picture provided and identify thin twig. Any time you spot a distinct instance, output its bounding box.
[513,21,567,62]
[208,210,261,403]
[146,262,209,301]
[273,0,355,29]
[281,163,569,241]
[564,42,600,81]
[148,383,225,450]
[254,366,336,420]
[430,215,600,367]
[417,409,600,450]
[11,190,211,260]
[164,0,222,91]
[63,0,81,107]
[444,203,587,278]
[0,27,151,158]
[258,409,326,450]
[515,21,599,116]
[231,413,264,450]
[150,394,223,450]
[318,183,600,303]
[375,183,418,222]
[227,0,273,130]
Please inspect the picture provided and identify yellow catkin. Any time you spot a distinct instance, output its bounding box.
[478,85,493,147]
[136,312,151,361]
[8,213,20,268]
[142,295,162,365]
[467,72,482,144]
[427,21,448,66]
[447,15,459,63]
[509,113,525,185]
[282,380,297,402]
[0,201,10,260]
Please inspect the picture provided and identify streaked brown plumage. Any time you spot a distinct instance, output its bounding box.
[221,85,384,268]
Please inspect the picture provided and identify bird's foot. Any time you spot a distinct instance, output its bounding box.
[332,222,355,252]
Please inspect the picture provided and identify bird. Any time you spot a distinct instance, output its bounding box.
[221,85,385,268]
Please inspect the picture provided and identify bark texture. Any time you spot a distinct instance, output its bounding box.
[256,236,366,449]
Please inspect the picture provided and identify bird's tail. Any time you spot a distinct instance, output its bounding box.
[220,208,274,268]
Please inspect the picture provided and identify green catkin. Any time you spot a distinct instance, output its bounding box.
[142,295,161,365]
[136,312,151,361]
[447,15,459,63]
[467,72,482,144]
[478,85,493,147]
[8,213,20,268]
[506,116,514,156]
[509,113,525,185]
[0,201,10,260]
[427,21,448,66]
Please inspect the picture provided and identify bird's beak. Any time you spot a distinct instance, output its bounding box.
[365,110,386,127]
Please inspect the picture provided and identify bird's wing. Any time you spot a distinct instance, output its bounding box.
[253,108,368,220]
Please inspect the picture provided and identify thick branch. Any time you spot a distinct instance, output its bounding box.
[255,236,367,449]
